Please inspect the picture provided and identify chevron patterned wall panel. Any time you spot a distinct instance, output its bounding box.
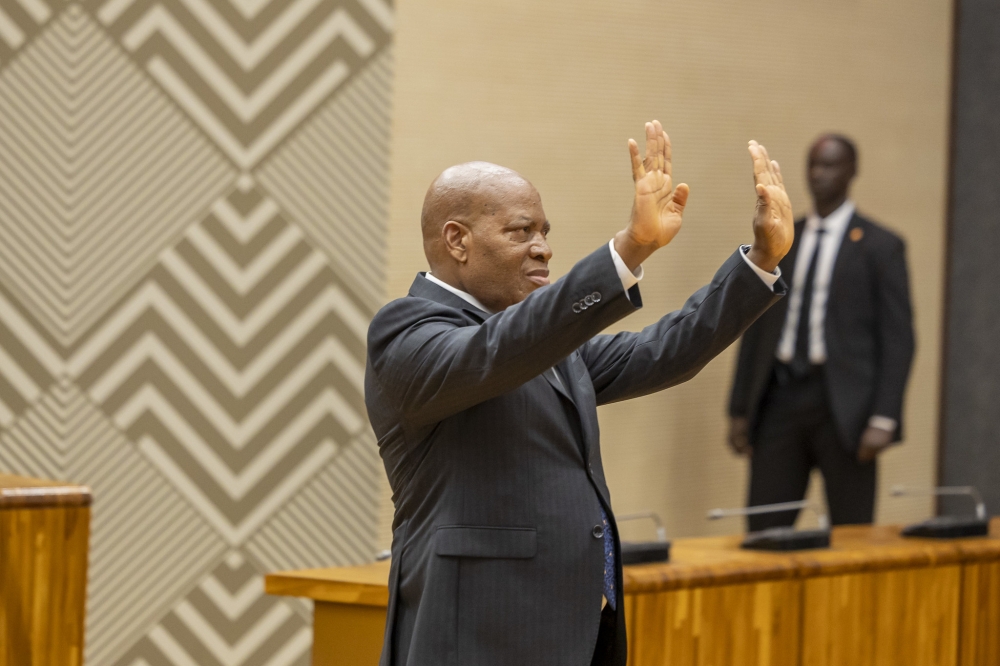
[0,1,392,664]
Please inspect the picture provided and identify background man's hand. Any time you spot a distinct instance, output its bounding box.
[745,141,795,272]
[614,120,690,270]
[728,416,752,456]
[857,426,895,462]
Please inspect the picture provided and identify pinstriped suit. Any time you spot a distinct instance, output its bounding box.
[365,244,785,666]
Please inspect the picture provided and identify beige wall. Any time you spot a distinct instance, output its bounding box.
[384,0,952,542]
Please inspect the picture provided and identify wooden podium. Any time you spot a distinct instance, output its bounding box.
[0,474,91,666]
[266,519,1000,666]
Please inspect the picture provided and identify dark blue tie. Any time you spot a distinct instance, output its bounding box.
[600,507,616,609]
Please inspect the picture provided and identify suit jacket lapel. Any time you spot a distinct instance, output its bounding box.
[783,219,806,277]
[559,354,602,460]
[542,362,575,404]
[830,213,864,292]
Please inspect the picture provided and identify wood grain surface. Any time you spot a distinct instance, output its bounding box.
[0,497,90,666]
[0,473,91,509]
[625,579,802,666]
[624,521,1000,594]
[958,559,1000,666]
[265,560,391,606]
[313,601,387,666]
[266,520,1000,666]
[802,565,961,666]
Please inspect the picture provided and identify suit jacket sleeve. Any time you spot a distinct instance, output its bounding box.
[579,249,786,405]
[871,236,915,427]
[367,245,638,427]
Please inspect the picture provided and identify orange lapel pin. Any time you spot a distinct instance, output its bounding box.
[850,227,864,242]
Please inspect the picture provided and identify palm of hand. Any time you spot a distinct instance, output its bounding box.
[633,171,683,247]
[749,141,794,259]
[628,121,690,249]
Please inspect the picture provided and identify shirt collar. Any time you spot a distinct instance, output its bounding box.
[806,199,855,234]
[423,272,492,314]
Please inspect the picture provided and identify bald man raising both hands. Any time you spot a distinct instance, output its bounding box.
[365,122,794,666]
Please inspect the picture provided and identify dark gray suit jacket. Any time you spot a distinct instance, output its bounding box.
[729,213,915,450]
[365,244,785,666]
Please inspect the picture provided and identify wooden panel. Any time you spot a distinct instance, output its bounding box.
[267,522,1000,666]
[266,524,1000,602]
[803,565,961,666]
[266,560,391,606]
[624,580,802,666]
[625,523,1000,594]
[0,504,90,666]
[313,601,387,666]
[959,560,1000,666]
[0,473,91,509]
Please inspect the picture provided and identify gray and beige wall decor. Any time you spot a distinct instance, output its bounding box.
[0,0,393,664]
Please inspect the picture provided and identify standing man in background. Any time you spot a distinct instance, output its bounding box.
[728,134,915,530]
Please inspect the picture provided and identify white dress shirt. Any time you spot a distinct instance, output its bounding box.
[776,199,855,365]
[773,200,896,432]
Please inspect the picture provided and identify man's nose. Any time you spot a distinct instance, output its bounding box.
[532,236,552,263]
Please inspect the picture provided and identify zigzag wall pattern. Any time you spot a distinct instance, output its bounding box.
[0,0,52,61]
[0,1,393,664]
[89,0,393,169]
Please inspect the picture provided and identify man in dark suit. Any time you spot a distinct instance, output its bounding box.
[365,121,795,666]
[728,134,915,531]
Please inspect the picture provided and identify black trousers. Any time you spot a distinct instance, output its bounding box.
[747,365,876,532]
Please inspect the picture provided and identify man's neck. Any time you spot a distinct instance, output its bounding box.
[814,194,848,219]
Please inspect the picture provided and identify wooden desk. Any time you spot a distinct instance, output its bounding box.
[0,474,91,666]
[266,519,1000,666]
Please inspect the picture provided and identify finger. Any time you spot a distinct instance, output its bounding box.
[644,122,657,171]
[748,141,773,187]
[758,143,777,186]
[673,183,690,212]
[771,160,784,186]
[663,131,672,179]
[629,138,645,182]
[652,120,664,172]
[755,183,771,210]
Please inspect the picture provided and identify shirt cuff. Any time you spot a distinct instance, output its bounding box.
[740,245,781,291]
[868,415,898,432]
[608,239,643,293]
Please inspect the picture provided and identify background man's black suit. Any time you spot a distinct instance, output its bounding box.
[366,246,784,666]
[729,212,914,528]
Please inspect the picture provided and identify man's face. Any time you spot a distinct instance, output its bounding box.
[461,181,552,312]
[807,139,855,206]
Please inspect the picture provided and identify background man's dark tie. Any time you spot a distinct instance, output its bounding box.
[790,227,825,378]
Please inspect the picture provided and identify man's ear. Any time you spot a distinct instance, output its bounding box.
[442,220,470,263]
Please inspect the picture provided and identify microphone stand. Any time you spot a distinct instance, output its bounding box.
[616,511,671,564]
[707,500,831,551]
[890,485,990,538]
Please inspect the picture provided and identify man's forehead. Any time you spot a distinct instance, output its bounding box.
[810,138,850,161]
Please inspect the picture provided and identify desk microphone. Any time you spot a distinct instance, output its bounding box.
[890,485,989,538]
[616,511,671,564]
[707,500,831,551]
